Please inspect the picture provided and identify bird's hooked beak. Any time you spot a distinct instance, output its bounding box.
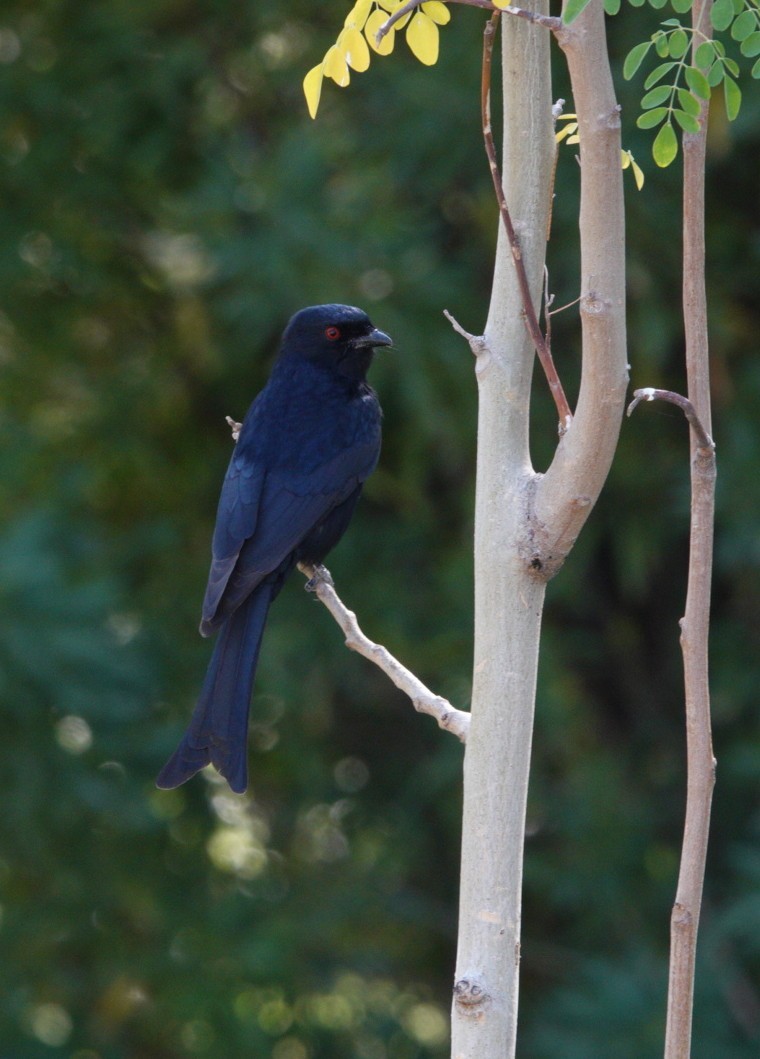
[356,327,393,350]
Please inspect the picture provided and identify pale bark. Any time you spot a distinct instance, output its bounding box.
[451,2,627,1056]
[451,7,553,1057]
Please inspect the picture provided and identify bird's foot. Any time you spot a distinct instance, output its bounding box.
[304,564,334,592]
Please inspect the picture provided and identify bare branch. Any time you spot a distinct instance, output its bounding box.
[443,308,488,357]
[531,0,629,578]
[298,562,470,743]
[663,4,716,1053]
[627,388,714,453]
[481,11,572,434]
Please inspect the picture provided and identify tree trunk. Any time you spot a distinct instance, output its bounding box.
[451,3,627,1056]
[451,7,554,1056]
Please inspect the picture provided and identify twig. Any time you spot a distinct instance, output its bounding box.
[226,415,242,441]
[481,11,572,434]
[626,388,714,454]
[443,308,488,357]
[376,0,560,45]
[298,562,470,743]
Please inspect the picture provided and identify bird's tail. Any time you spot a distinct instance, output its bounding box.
[156,583,273,794]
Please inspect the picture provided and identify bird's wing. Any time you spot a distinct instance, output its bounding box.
[201,437,379,629]
[201,449,266,624]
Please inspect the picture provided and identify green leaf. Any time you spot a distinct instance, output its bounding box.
[685,66,711,99]
[731,0,744,14]
[740,32,760,57]
[732,10,757,40]
[563,0,594,24]
[707,61,724,86]
[644,62,675,88]
[653,121,678,166]
[668,29,689,58]
[642,84,673,108]
[724,74,742,119]
[671,0,693,12]
[649,0,668,9]
[711,0,734,32]
[677,88,701,115]
[724,56,740,75]
[637,107,668,128]
[673,109,701,133]
[603,0,621,14]
[694,42,715,69]
[654,32,669,58]
[624,42,652,80]
[752,55,760,77]
[628,0,646,7]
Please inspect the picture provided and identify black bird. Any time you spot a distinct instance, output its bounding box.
[157,304,391,794]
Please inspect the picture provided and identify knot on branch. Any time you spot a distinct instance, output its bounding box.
[580,290,610,316]
[453,976,492,1020]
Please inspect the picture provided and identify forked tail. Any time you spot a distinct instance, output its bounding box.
[156,583,273,793]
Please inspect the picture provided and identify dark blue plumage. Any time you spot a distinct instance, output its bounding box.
[157,304,391,793]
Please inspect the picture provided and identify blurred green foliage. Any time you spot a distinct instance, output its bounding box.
[0,1,758,1056]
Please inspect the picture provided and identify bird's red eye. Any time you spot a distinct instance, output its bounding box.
[325,326,341,340]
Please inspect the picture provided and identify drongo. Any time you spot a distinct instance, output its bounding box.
[157,304,391,793]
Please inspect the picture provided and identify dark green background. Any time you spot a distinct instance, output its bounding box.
[1,1,758,1056]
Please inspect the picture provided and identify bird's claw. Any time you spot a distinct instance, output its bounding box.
[305,564,334,592]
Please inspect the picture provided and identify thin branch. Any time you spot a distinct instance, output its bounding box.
[627,385,717,1059]
[443,308,488,357]
[665,3,717,1053]
[627,388,714,454]
[298,562,471,743]
[376,0,560,44]
[481,11,572,433]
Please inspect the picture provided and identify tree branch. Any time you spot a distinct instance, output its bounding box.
[298,563,470,743]
[481,11,572,433]
[530,0,629,578]
[666,3,716,1053]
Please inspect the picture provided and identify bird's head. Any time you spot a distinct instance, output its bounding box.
[280,304,393,381]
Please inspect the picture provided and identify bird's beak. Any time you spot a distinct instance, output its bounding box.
[357,327,393,350]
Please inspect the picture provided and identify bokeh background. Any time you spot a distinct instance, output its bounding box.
[1,1,758,1056]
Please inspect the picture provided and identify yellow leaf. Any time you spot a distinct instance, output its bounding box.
[344,0,373,29]
[555,122,578,143]
[365,9,395,55]
[422,1,451,24]
[324,44,350,86]
[492,0,514,8]
[566,134,580,145]
[303,63,325,119]
[375,0,395,11]
[406,11,438,65]
[621,150,645,190]
[341,26,370,71]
